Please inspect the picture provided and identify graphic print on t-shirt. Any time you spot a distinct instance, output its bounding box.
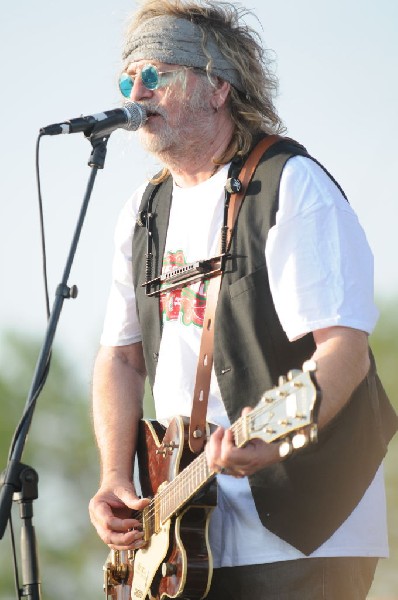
[160,250,208,328]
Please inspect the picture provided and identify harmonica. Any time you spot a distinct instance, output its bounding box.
[143,255,226,296]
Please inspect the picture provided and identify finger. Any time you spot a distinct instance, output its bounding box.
[92,505,146,548]
[206,430,242,476]
[89,495,116,530]
[219,428,238,461]
[99,498,145,532]
[113,486,150,510]
[106,527,146,550]
[107,515,143,532]
[109,541,146,551]
[205,426,225,471]
[89,494,133,524]
[89,494,144,544]
[219,468,244,479]
[219,431,259,475]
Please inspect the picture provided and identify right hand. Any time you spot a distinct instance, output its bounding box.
[89,478,150,550]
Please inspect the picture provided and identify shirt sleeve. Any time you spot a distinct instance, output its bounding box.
[100,183,148,346]
[265,155,379,341]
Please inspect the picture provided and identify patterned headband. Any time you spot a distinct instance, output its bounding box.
[122,15,244,92]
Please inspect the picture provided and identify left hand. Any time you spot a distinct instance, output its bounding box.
[205,408,281,477]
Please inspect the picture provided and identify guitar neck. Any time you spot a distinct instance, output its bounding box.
[143,417,248,537]
[142,452,209,538]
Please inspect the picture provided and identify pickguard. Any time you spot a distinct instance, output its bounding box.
[131,519,171,600]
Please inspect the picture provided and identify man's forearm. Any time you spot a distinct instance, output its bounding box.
[92,343,146,482]
[312,326,370,429]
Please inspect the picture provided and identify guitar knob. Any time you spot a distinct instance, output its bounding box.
[303,359,317,372]
[161,562,177,577]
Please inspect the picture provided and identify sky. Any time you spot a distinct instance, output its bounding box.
[1,0,398,389]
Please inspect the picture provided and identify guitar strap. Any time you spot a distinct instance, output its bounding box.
[189,134,282,453]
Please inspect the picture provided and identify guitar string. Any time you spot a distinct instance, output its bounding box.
[136,400,288,529]
[135,385,311,532]
[137,403,274,529]
[141,451,211,532]
[136,417,247,530]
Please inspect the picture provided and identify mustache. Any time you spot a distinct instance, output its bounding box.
[139,102,167,119]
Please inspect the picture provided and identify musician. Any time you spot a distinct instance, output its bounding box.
[89,1,397,598]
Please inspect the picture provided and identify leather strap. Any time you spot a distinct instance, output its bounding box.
[189,134,282,452]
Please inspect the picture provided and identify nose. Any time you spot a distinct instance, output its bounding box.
[129,77,154,102]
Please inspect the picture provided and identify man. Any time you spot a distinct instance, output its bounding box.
[89,1,397,598]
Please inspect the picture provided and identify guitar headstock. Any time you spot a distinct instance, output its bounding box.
[238,361,320,457]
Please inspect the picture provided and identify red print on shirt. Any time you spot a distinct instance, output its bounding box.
[160,250,208,328]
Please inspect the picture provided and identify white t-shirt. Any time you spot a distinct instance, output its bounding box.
[101,156,388,566]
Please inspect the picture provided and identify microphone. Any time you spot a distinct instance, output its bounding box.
[40,102,147,137]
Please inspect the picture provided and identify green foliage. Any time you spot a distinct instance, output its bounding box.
[368,300,398,597]
[0,332,105,599]
[370,299,398,410]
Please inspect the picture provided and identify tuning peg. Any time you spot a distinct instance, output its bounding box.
[291,432,308,449]
[287,369,301,381]
[302,359,317,372]
[261,393,274,404]
[309,425,318,443]
[279,438,293,458]
[278,375,287,386]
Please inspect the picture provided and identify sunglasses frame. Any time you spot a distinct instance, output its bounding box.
[119,64,191,98]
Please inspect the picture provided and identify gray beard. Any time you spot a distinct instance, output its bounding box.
[138,120,175,155]
[138,77,215,161]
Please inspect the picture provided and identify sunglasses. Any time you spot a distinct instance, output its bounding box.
[119,64,191,98]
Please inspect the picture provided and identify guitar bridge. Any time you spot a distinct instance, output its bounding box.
[104,549,133,598]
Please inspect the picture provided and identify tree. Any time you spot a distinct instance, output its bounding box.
[368,301,398,597]
[0,332,105,599]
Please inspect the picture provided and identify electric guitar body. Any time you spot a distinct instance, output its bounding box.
[134,418,217,600]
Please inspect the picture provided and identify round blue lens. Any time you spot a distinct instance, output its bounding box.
[119,73,133,98]
[141,64,159,90]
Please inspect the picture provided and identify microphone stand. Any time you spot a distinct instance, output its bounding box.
[0,133,110,600]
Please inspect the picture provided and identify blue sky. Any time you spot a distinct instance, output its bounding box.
[1,0,397,382]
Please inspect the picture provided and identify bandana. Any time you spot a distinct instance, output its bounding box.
[122,15,244,92]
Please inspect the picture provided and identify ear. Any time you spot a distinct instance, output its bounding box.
[211,79,231,111]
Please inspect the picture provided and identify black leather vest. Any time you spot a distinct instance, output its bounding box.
[132,137,397,554]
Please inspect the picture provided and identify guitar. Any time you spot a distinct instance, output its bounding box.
[103,364,320,600]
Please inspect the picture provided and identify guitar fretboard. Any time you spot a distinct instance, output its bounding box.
[142,415,247,537]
